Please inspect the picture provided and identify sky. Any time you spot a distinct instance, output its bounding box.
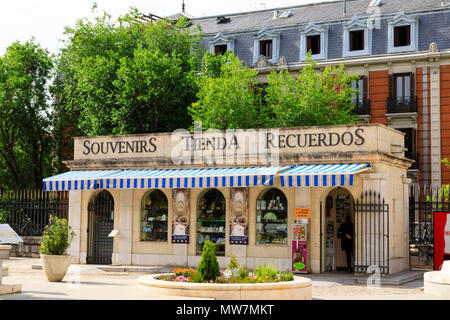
[0,0,331,55]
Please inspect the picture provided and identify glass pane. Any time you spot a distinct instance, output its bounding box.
[196,189,226,256]
[358,79,364,101]
[256,188,288,245]
[396,76,403,100]
[404,75,410,101]
[141,190,168,241]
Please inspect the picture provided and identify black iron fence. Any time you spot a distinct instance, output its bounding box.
[409,185,450,268]
[387,96,418,114]
[354,190,390,274]
[0,189,69,236]
[352,98,370,116]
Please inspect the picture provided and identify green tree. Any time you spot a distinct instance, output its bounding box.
[265,56,359,127]
[190,52,359,130]
[53,8,203,137]
[189,51,268,130]
[0,39,53,189]
[196,240,221,282]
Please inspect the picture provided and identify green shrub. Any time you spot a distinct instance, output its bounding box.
[279,271,294,282]
[255,263,278,281]
[238,264,250,279]
[227,253,240,270]
[196,240,221,282]
[40,216,75,255]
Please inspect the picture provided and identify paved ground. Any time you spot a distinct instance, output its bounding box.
[0,258,447,300]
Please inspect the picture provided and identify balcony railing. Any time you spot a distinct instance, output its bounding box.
[405,151,419,170]
[352,99,370,116]
[387,96,417,114]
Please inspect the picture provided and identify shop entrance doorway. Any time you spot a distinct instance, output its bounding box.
[87,190,114,264]
[323,188,355,272]
[196,189,226,256]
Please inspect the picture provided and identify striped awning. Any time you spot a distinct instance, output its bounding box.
[279,163,370,187]
[43,166,290,191]
[43,163,370,191]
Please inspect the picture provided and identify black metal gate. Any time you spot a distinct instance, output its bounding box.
[409,185,450,268]
[87,190,114,265]
[354,191,390,274]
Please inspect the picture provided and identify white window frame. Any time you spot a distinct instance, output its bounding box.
[253,26,280,65]
[209,33,235,54]
[387,11,418,53]
[343,17,372,57]
[300,23,328,61]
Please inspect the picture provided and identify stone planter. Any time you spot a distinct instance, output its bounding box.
[41,254,72,282]
[0,245,12,259]
[424,261,450,298]
[137,274,312,300]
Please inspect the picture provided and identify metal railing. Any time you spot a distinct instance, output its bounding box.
[354,190,390,275]
[387,96,417,113]
[352,98,370,116]
[405,151,420,170]
[0,189,68,236]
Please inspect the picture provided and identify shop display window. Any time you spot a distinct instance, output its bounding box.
[140,190,168,241]
[256,188,288,245]
[197,189,226,256]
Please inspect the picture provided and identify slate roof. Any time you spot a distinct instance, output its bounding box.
[185,0,449,35]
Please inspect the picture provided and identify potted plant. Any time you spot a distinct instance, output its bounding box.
[40,216,75,282]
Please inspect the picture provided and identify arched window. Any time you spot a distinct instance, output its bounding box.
[196,189,226,256]
[256,188,288,245]
[141,190,168,242]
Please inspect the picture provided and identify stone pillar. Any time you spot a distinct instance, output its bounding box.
[68,190,82,263]
[173,244,188,267]
[430,61,441,188]
[114,189,133,265]
[359,173,388,199]
[403,177,412,265]
[229,245,247,266]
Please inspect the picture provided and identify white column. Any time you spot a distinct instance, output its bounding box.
[403,177,412,264]
[114,189,133,265]
[68,190,82,263]
[430,63,441,188]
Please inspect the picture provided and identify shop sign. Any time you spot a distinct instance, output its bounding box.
[295,208,310,218]
[172,189,190,244]
[433,211,450,270]
[230,188,248,245]
[292,240,307,273]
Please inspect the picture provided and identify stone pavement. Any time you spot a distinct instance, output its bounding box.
[0,258,447,300]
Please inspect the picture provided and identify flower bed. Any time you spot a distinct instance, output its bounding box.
[136,241,312,300]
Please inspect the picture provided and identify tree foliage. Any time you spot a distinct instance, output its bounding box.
[196,240,221,282]
[0,39,54,189]
[53,8,203,136]
[190,52,359,130]
[40,216,75,255]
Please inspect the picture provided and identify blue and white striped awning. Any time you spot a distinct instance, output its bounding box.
[43,163,370,191]
[43,166,290,191]
[279,163,370,187]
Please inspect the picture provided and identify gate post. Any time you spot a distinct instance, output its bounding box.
[68,190,82,264]
[114,189,133,265]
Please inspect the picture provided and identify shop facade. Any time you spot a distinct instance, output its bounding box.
[44,123,413,274]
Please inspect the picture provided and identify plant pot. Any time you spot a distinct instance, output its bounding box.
[0,245,12,259]
[41,254,72,282]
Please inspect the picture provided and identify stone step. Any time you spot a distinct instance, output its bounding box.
[353,270,425,285]
[31,264,174,274]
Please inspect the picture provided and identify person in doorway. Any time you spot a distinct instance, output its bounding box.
[338,215,354,272]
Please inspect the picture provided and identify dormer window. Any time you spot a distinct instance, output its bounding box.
[214,44,227,55]
[343,17,372,57]
[300,23,328,61]
[388,11,418,53]
[209,33,235,55]
[393,25,410,47]
[253,27,280,65]
[259,40,273,59]
[306,35,320,55]
[350,30,364,51]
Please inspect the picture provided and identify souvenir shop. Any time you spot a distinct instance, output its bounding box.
[43,123,413,274]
